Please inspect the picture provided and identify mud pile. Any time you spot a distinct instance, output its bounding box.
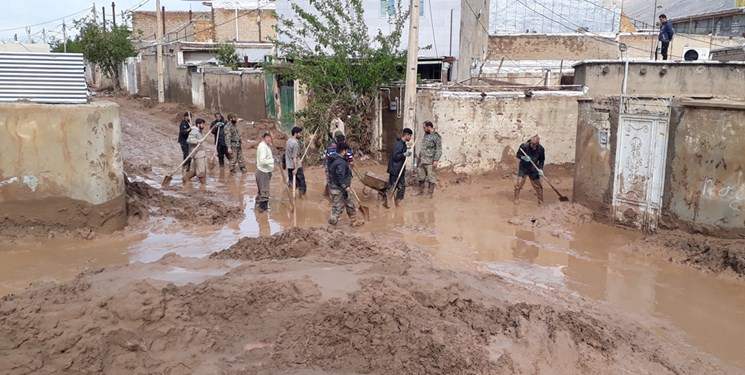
[126,179,243,226]
[629,230,745,278]
[0,228,733,374]
[508,203,595,239]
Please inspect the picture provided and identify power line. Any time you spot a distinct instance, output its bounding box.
[0,7,92,33]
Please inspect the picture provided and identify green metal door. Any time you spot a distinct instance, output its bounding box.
[279,82,295,132]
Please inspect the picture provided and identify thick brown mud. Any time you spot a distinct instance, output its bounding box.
[0,228,735,375]
[1,96,745,373]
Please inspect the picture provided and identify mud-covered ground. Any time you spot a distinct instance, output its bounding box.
[2,96,745,373]
[1,227,735,375]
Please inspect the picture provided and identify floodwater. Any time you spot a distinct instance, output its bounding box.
[1,166,744,371]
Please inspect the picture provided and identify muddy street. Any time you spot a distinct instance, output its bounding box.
[2,97,745,374]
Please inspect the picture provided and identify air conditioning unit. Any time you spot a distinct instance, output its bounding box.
[682,47,710,61]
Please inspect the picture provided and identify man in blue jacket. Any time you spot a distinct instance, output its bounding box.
[514,135,545,205]
[658,14,674,61]
[383,128,413,208]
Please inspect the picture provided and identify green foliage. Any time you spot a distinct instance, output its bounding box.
[215,43,241,70]
[271,0,408,152]
[76,21,136,87]
[50,38,84,54]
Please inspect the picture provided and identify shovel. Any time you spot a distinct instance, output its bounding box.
[387,136,417,204]
[163,123,217,187]
[349,187,370,221]
[518,147,570,202]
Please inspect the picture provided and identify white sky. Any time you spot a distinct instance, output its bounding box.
[0,0,206,42]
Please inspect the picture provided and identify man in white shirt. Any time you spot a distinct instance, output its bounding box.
[256,132,275,213]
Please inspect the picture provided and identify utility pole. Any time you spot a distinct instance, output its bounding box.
[102,6,107,33]
[63,21,67,52]
[93,1,98,25]
[42,28,47,44]
[112,2,116,27]
[650,0,658,60]
[162,6,166,36]
[156,0,165,103]
[26,27,31,43]
[403,0,421,135]
[234,6,239,41]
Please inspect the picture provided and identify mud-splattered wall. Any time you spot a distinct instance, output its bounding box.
[416,90,583,174]
[574,62,745,98]
[203,71,267,122]
[0,102,126,233]
[666,101,745,234]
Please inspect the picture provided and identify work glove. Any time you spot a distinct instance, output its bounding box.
[405,150,412,157]
[538,169,544,177]
[344,186,352,194]
[521,155,532,162]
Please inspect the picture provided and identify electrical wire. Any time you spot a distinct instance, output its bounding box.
[427,0,438,56]
[0,7,92,33]
[462,0,528,73]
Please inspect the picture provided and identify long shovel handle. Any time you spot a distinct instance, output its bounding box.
[388,137,416,201]
[167,123,218,176]
[518,147,568,200]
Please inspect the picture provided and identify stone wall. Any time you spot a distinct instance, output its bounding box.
[416,89,582,174]
[0,102,126,233]
[489,34,620,61]
[132,11,203,41]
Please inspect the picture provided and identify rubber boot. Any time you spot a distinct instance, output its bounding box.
[382,194,390,209]
[513,188,521,205]
[328,216,338,226]
[258,201,268,213]
[198,176,206,185]
[240,167,247,174]
[412,181,425,196]
[425,182,435,198]
[537,189,544,205]
[349,214,365,227]
[182,171,196,183]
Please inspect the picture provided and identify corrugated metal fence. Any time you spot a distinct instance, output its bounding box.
[0,52,87,104]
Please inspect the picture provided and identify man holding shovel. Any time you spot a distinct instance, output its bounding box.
[178,112,192,171]
[383,128,413,208]
[183,118,208,185]
[327,142,365,227]
[514,135,546,205]
[210,112,228,167]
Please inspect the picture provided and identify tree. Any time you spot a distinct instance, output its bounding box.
[76,21,136,89]
[50,38,84,54]
[215,43,241,70]
[271,0,408,152]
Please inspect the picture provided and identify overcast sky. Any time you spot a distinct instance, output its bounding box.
[0,0,206,42]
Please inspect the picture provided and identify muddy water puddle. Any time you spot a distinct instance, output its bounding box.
[2,166,745,370]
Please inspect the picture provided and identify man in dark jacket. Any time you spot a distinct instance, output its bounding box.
[178,112,192,170]
[210,112,228,166]
[514,135,546,205]
[327,142,364,227]
[658,14,674,61]
[383,128,413,208]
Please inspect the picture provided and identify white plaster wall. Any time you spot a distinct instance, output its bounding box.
[416,90,580,174]
[274,0,461,59]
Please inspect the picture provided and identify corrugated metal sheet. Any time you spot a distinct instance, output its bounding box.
[0,52,87,104]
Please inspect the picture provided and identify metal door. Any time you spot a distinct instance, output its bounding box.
[612,114,670,231]
[279,82,295,131]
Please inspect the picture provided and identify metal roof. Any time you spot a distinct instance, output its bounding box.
[0,52,87,104]
[623,0,735,24]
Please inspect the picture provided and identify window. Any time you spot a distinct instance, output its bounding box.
[380,0,425,18]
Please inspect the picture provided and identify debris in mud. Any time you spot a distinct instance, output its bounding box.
[508,203,595,240]
[628,230,745,278]
[125,179,243,226]
[0,229,732,375]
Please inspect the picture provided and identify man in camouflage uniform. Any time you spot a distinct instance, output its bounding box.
[415,120,442,198]
[224,112,246,175]
[327,142,364,227]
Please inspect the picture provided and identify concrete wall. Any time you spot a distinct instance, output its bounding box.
[573,98,619,219]
[666,101,745,234]
[489,34,620,61]
[0,102,126,233]
[203,70,267,122]
[415,89,581,174]
[574,61,745,98]
[458,0,490,81]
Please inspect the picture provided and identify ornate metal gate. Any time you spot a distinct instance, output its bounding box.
[612,97,671,232]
